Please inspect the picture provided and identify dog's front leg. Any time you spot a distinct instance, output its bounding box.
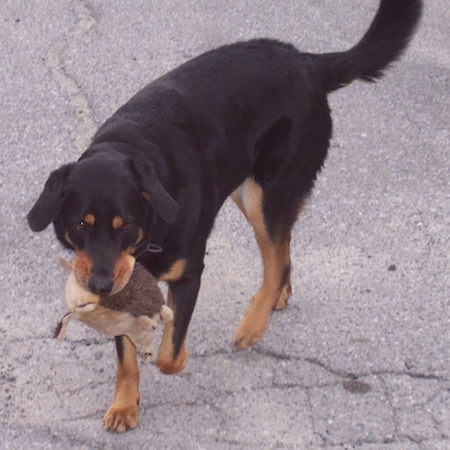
[156,274,201,374]
[103,335,140,432]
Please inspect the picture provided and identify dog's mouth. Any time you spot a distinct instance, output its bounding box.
[71,252,136,296]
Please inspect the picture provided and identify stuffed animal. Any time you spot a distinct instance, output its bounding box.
[55,256,173,361]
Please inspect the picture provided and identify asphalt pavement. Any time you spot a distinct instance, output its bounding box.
[1,0,449,448]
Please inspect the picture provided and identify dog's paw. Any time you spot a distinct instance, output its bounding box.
[103,402,139,433]
[234,306,269,349]
[156,345,189,374]
[234,325,265,349]
[273,282,292,311]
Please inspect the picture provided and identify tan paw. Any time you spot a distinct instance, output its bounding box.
[273,282,292,311]
[156,345,189,374]
[103,402,139,433]
[234,293,273,349]
[234,315,268,349]
[234,326,265,349]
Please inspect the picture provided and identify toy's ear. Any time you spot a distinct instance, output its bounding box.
[27,163,73,232]
[131,158,178,224]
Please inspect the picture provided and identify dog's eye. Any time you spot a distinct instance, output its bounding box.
[73,221,86,232]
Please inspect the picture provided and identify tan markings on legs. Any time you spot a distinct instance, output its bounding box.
[232,178,292,349]
[155,286,189,374]
[156,321,188,374]
[104,336,140,432]
[235,236,291,348]
[274,273,292,310]
[273,232,292,311]
[231,178,262,224]
[159,258,186,282]
[273,199,308,310]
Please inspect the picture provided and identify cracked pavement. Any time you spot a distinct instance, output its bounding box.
[1,0,449,448]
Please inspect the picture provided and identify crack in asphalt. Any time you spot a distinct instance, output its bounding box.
[44,0,97,153]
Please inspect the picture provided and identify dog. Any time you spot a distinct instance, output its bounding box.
[28,0,422,432]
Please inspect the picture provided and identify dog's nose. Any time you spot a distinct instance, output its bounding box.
[88,276,113,296]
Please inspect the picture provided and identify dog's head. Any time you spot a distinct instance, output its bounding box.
[28,148,177,295]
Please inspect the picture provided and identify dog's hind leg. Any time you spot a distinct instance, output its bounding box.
[231,178,294,349]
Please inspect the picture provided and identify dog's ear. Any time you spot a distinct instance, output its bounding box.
[27,164,73,232]
[132,159,178,224]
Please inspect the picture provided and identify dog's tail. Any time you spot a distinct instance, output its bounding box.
[315,0,422,93]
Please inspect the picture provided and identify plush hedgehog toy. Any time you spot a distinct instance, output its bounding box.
[55,256,173,361]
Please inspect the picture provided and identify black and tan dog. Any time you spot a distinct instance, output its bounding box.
[28,0,422,432]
